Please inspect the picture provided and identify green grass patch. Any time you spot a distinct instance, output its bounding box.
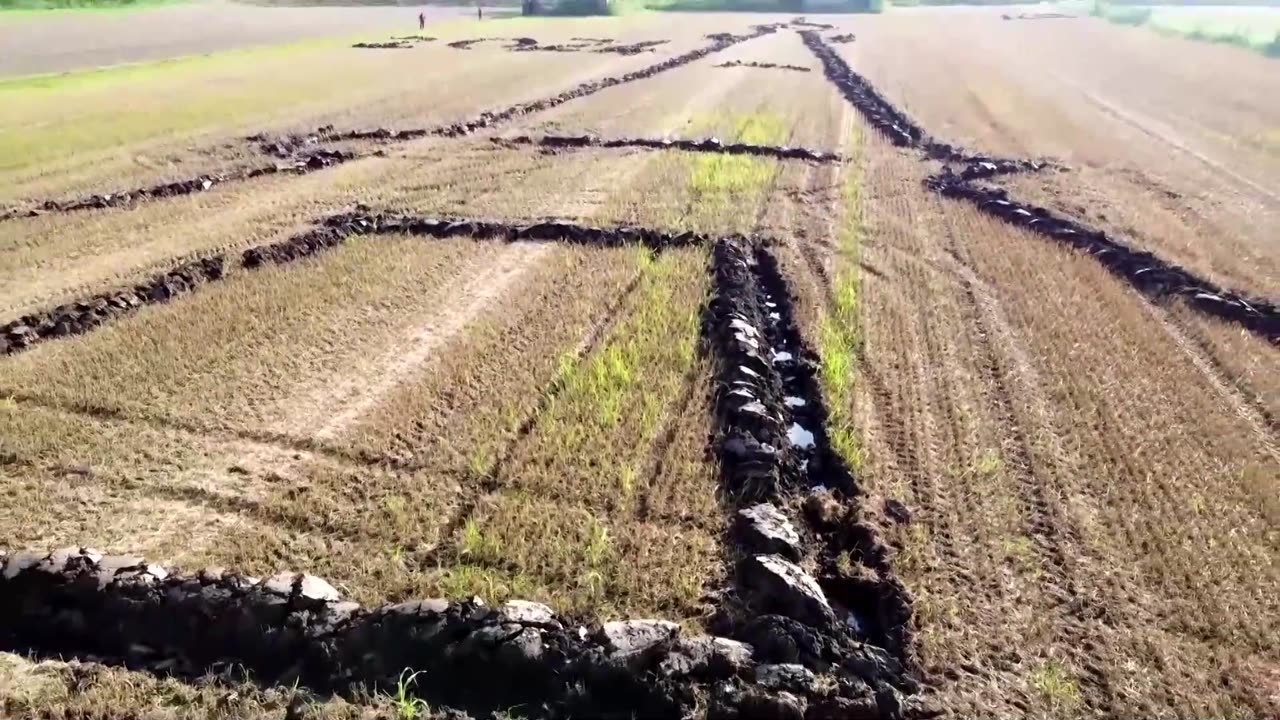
[440,248,714,618]
[684,111,788,232]
[817,127,865,472]
[1030,660,1083,711]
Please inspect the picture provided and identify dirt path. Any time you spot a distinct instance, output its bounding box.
[276,241,554,442]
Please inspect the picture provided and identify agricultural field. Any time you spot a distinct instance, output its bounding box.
[0,6,1277,720]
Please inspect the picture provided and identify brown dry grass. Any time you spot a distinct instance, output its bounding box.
[0,653,409,720]
[851,123,1280,719]
[843,9,1280,296]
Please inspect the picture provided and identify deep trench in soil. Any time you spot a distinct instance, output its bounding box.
[702,238,913,665]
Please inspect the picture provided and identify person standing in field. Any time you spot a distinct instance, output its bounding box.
[418,11,425,30]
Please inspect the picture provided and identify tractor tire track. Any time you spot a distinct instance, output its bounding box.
[939,238,1119,717]
[417,266,647,571]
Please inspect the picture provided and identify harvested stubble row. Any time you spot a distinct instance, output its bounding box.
[0,211,775,356]
[798,29,1280,344]
[497,134,843,163]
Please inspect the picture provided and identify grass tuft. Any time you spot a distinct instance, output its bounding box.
[1030,661,1083,711]
[387,669,431,720]
[817,127,866,473]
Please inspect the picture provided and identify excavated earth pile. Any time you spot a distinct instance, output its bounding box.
[799,29,1279,344]
[700,238,923,719]
[0,548,882,719]
[1,211,773,356]
[352,41,413,49]
[498,134,843,163]
[716,61,812,72]
[0,149,352,221]
[244,210,763,268]
[926,173,1280,341]
[0,257,225,355]
[353,35,436,48]
[451,37,669,54]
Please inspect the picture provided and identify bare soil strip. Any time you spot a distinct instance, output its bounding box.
[496,134,842,163]
[799,29,1280,345]
[305,243,554,441]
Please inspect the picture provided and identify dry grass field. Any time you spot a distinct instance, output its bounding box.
[0,6,1277,720]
